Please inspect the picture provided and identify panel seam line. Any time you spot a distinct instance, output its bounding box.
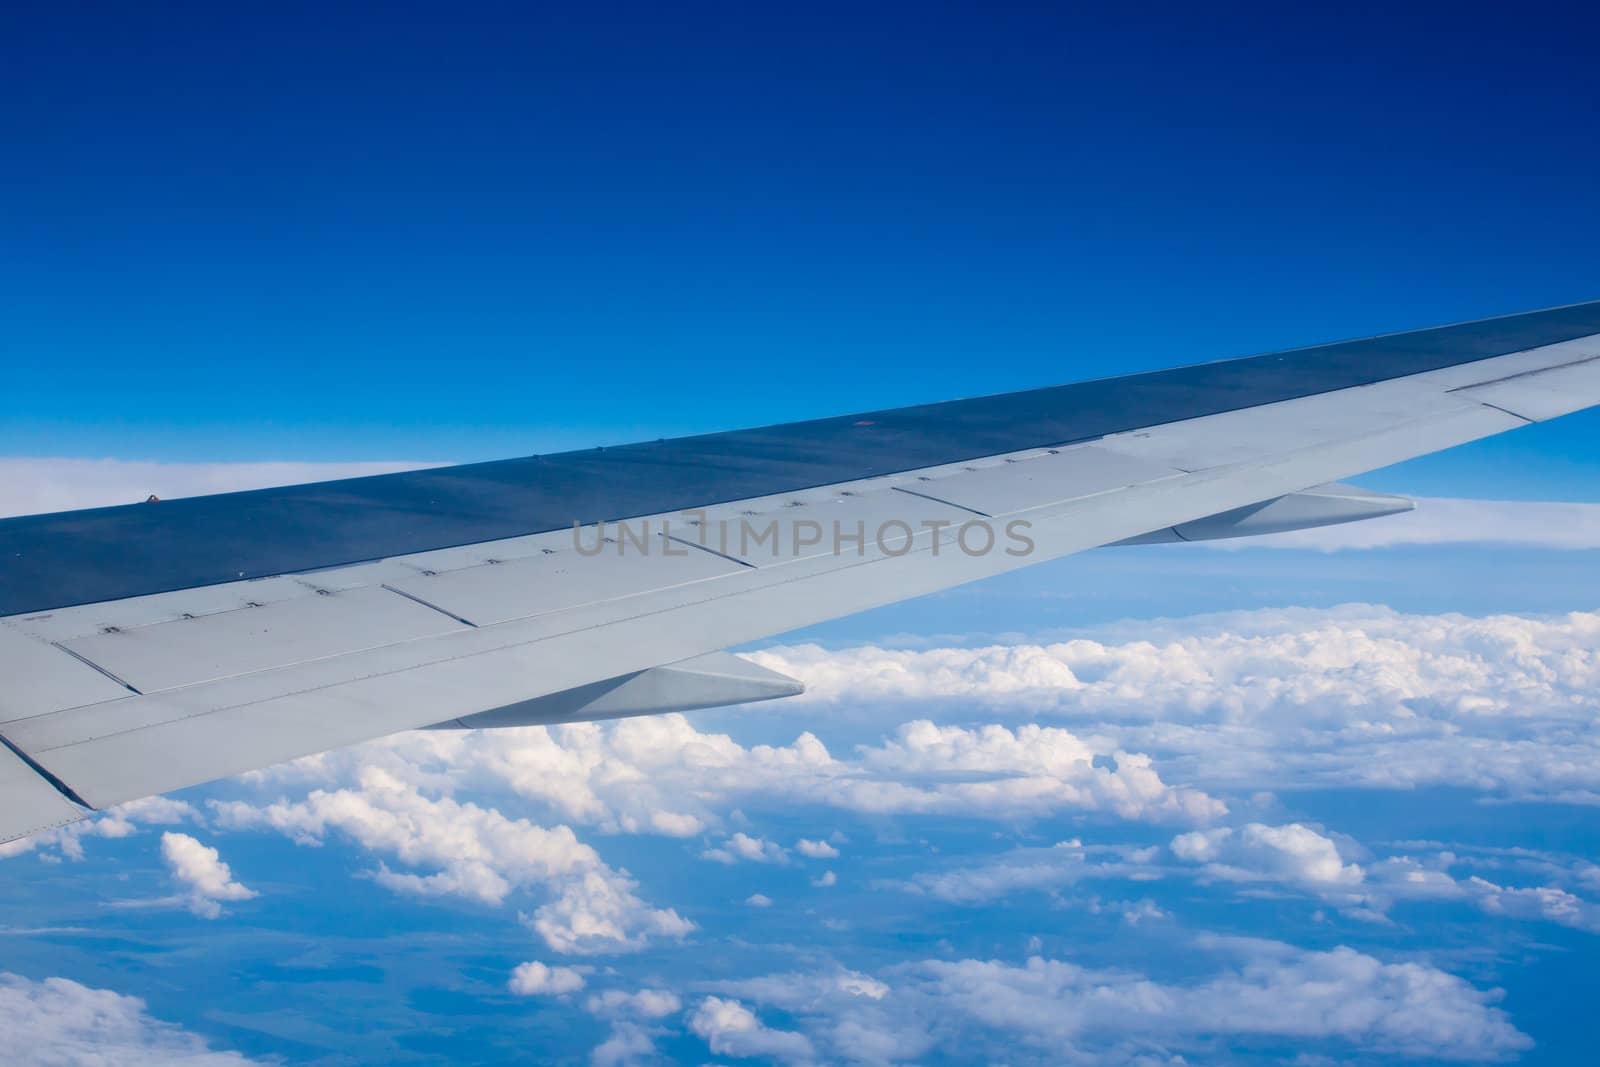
[51,642,142,694]
[890,485,993,517]
[380,585,480,627]
[0,731,96,811]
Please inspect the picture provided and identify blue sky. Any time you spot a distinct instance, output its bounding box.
[2,4,1599,1066]
[4,2,1600,470]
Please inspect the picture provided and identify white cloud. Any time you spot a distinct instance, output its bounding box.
[745,893,773,908]
[0,815,135,864]
[702,832,788,865]
[852,720,1222,823]
[508,961,587,996]
[910,821,1600,935]
[112,796,202,825]
[583,988,683,1066]
[588,1023,656,1067]
[0,457,439,518]
[796,838,840,859]
[688,996,816,1064]
[158,833,256,919]
[812,871,837,888]
[1171,823,1364,892]
[0,972,263,1065]
[176,600,1600,985]
[913,944,1527,1062]
[1094,897,1167,925]
[211,766,690,955]
[1366,854,1600,934]
[704,969,893,1009]
[904,840,1100,904]
[240,709,1223,843]
[526,870,695,957]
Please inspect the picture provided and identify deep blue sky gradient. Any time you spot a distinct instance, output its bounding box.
[4,1,1599,476]
[3,10,1600,1063]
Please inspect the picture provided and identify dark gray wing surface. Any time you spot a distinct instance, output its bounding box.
[5,300,1600,616]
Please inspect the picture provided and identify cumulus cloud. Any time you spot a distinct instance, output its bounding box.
[0,972,263,1065]
[508,961,587,996]
[702,833,789,865]
[526,870,695,957]
[583,988,683,1066]
[750,606,1600,803]
[211,766,690,955]
[688,996,817,1064]
[239,708,1222,845]
[1171,823,1364,892]
[0,457,439,518]
[795,838,840,859]
[160,833,257,919]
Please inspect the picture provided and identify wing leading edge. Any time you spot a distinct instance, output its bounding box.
[3,300,1599,844]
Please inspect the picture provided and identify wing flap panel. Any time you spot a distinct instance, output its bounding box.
[0,738,87,842]
[0,625,131,723]
[56,585,468,693]
[8,575,319,644]
[1451,355,1600,421]
[899,445,1181,517]
[1095,381,1475,471]
[382,533,748,627]
[679,487,973,564]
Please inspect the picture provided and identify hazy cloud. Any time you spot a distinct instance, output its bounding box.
[1200,495,1600,551]
[0,457,440,518]
[707,941,1530,1065]
[0,972,263,1065]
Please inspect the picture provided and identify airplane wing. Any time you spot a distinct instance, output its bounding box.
[5,300,1600,844]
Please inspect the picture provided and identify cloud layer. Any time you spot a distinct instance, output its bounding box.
[694,939,1531,1065]
[5,601,1594,1063]
[0,457,440,518]
[751,605,1600,801]
[1200,495,1600,551]
[0,973,263,1066]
